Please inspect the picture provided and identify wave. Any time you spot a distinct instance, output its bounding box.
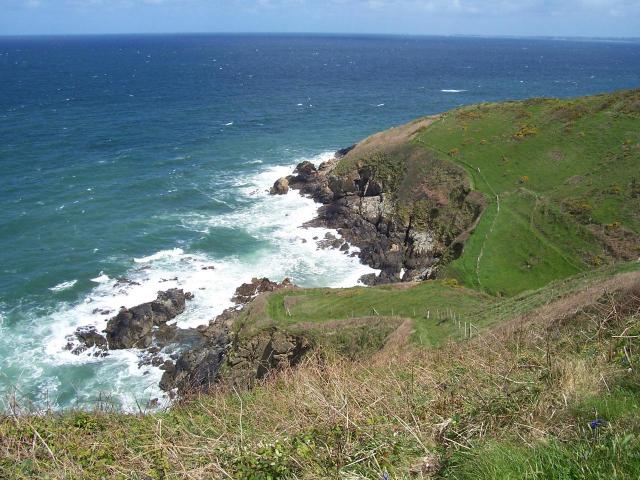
[90,272,110,283]
[13,150,378,412]
[441,89,468,93]
[134,248,185,263]
[48,280,77,292]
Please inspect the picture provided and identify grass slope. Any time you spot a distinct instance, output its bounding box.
[412,89,640,295]
[2,90,640,479]
[2,269,639,479]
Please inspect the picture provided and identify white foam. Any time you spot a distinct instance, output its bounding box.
[441,89,467,93]
[134,248,184,263]
[90,272,110,284]
[376,103,385,107]
[20,151,378,412]
[224,122,234,126]
[48,280,77,292]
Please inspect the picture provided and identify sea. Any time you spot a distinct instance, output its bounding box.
[1,34,639,411]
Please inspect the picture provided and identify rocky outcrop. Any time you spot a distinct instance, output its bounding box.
[285,131,484,284]
[159,323,229,393]
[158,278,297,394]
[270,177,289,195]
[105,289,189,349]
[66,288,192,357]
[66,326,108,356]
[231,277,293,305]
[226,329,311,391]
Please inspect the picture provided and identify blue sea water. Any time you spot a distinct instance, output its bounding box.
[1,34,639,410]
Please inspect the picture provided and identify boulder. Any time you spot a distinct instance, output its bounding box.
[269,177,289,195]
[104,289,188,350]
[66,325,108,356]
[292,161,317,181]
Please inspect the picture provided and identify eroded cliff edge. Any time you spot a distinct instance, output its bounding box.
[280,115,485,284]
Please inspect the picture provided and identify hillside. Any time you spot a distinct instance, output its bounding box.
[1,89,639,479]
[324,88,640,295]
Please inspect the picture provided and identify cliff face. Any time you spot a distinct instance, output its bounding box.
[286,116,485,284]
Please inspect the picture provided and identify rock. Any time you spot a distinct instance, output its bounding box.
[358,273,378,286]
[231,277,292,305]
[226,330,312,391]
[292,161,317,181]
[114,277,140,287]
[283,145,484,285]
[335,144,355,158]
[66,325,108,356]
[158,277,300,395]
[201,265,216,270]
[409,453,441,477]
[317,232,344,250]
[104,289,188,350]
[159,325,228,393]
[269,177,289,195]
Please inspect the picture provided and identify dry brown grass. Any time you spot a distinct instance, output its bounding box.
[2,273,639,479]
[341,116,441,163]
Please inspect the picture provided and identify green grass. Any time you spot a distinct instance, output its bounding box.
[261,262,640,347]
[266,281,491,346]
[442,434,640,480]
[2,90,640,480]
[2,269,639,479]
[409,90,640,295]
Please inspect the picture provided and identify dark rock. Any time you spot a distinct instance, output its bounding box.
[340,242,350,251]
[283,145,484,285]
[292,160,317,181]
[335,144,356,158]
[358,273,378,286]
[66,325,108,356]
[104,289,188,350]
[231,277,292,305]
[317,232,344,250]
[201,265,216,270]
[114,277,140,287]
[226,330,312,391]
[159,322,228,393]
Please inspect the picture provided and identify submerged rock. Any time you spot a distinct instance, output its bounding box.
[65,325,108,356]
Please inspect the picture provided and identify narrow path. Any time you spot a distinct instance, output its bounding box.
[417,133,501,291]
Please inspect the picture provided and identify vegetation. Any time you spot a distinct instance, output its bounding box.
[2,268,639,479]
[414,89,640,295]
[2,89,640,479]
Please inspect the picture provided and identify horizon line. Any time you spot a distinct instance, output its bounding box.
[1,31,639,42]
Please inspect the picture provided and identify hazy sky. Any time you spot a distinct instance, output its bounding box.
[1,0,640,37]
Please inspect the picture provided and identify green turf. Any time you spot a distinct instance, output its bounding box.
[410,90,640,295]
[267,281,492,346]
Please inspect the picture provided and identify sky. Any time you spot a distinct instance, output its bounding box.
[1,0,639,37]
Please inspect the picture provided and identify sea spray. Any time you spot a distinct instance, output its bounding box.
[2,153,377,411]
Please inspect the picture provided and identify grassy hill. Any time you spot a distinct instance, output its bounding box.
[1,89,639,479]
[419,90,640,295]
